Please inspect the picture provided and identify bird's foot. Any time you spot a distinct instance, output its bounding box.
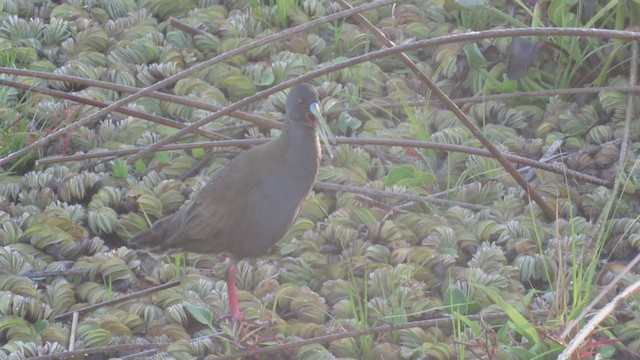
[216,313,280,349]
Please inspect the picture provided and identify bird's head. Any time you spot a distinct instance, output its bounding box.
[285,83,334,157]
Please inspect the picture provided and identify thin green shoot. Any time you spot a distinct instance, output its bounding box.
[105,274,114,301]
[167,253,184,277]
[112,159,129,179]
[346,261,373,359]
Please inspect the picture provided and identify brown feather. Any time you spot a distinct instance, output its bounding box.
[128,83,322,260]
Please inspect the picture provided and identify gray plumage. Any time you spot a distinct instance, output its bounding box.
[129,83,322,259]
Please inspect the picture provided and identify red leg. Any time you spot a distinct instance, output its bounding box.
[225,258,242,321]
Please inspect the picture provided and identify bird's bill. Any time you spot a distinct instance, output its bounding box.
[310,102,335,158]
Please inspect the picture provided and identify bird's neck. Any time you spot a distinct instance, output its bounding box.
[280,123,321,172]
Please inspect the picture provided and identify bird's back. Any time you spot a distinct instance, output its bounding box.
[128,134,318,258]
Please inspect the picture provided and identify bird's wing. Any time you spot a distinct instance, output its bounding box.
[156,147,262,253]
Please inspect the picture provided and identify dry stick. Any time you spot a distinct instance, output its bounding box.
[0,67,283,130]
[20,268,84,279]
[169,17,209,36]
[324,85,640,117]
[213,310,551,360]
[127,28,640,219]
[315,181,487,211]
[54,280,180,320]
[36,137,611,187]
[336,0,552,220]
[0,0,394,168]
[68,312,78,351]
[521,139,564,182]
[558,279,640,360]
[125,28,640,161]
[36,139,265,166]
[354,194,411,213]
[121,329,226,359]
[0,78,227,140]
[28,343,164,360]
[447,84,640,106]
[3,62,637,132]
[559,41,640,342]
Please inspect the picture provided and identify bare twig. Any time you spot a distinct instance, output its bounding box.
[324,85,640,117]
[20,268,84,279]
[354,194,412,214]
[558,278,640,360]
[68,312,78,351]
[168,17,209,36]
[124,28,640,216]
[619,41,638,173]
[54,280,181,320]
[28,343,165,360]
[0,0,396,168]
[36,139,265,166]
[37,137,612,187]
[213,311,551,360]
[521,139,564,182]
[315,181,488,211]
[336,0,553,220]
[0,67,282,129]
[560,40,640,341]
[0,78,227,140]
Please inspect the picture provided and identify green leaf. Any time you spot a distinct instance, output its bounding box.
[493,77,518,93]
[183,302,213,327]
[463,43,488,70]
[455,0,489,7]
[134,158,147,173]
[599,344,616,358]
[337,112,362,135]
[384,165,415,186]
[192,148,205,159]
[474,284,540,345]
[0,315,37,342]
[255,68,275,86]
[270,128,282,138]
[454,313,481,335]
[384,164,435,187]
[112,159,129,179]
[443,287,480,315]
[155,151,172,164]
[33,319,49,334]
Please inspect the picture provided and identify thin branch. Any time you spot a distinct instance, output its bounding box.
[213,311,551,360]
[28,343,165,360]
[560,40,640,340]
[37,137,612,187]
[168,17,209,36]
[20,268,84,279]
[124,28,640,164]
[0,0,396,168]
[68,312,78,351]
[558,278,640,360]
[315,181,488,211]
[54,280,180,320]
[0,67,282,129]
[619,41,638,171]
[36,139,265,165]
[336,0,552,220]
[124,27,640,219]
[0,78,227,140]
[324,85,640,117]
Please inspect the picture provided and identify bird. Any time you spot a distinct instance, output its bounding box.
[128,83,329,321]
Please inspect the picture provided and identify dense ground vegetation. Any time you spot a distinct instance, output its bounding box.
[1,0,640,359]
